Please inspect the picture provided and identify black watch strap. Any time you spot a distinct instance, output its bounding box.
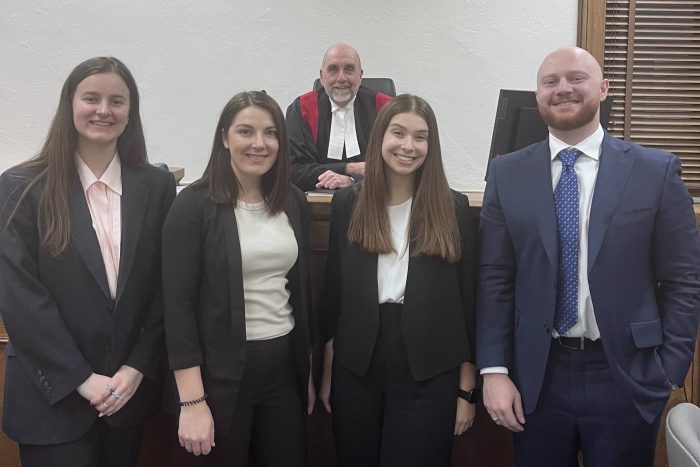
[457,388,480,404]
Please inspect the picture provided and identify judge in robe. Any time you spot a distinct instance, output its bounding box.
[286,43,391,192]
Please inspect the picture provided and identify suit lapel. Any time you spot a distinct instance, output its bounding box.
[521,141,559,272]
[404,242,418,304]
[344,191,380,309]
[116,166,150,301]
[284,195,303,296]
[588,135,635,272]
[223,204,247,344]
[69,171,111,299]
[285,197,303,251]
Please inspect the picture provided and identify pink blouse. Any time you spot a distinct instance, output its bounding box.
[75,154,122,300]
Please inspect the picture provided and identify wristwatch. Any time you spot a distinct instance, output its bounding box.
[457,388,480,404]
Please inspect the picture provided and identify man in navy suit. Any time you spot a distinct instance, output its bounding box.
[477,46,700,466]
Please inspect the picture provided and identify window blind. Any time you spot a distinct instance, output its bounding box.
[603,0,700,194]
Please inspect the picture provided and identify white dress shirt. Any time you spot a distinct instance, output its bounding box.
[549,125,604,340]
[481,125,604,375]
[327,95,361,161]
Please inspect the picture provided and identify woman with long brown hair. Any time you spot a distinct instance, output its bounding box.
[162,91,314,466]
[0,56,175,467]
[319,94,478,466]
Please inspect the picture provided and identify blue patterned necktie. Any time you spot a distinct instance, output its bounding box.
[554,148,581,335]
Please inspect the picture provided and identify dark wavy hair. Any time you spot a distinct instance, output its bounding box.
[191,91,290,214]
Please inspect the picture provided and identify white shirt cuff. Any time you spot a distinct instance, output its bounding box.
[480,366,509,375]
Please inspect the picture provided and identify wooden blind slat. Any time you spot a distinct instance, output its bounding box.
[603,0,700,195]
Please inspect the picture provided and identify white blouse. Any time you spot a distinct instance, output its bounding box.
[377,198,412,304]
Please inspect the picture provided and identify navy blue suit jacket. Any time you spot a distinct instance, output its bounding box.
[0,163,175,444]
[477,133,700,423]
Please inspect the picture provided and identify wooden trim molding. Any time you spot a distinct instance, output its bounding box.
[578,0,606,65]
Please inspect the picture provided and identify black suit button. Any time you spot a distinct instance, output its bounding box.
[107,301,115,312]
[36,370,43,377]
[39,375,46,383]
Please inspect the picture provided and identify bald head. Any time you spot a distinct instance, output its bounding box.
[537,47,603,85]
[322,43,362,69]
[319,43,363,107]
[535,46,609,143]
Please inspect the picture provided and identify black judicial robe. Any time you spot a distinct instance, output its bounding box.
[286,85,390,192]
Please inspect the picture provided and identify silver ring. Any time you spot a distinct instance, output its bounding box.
[106,383,114,392]
[112,392,124,401]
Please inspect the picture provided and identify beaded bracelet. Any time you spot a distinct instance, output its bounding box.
[178,393,208,407]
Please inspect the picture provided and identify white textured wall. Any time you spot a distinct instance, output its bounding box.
[1,1,577,191]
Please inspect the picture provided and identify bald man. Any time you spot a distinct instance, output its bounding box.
[477,46,700,466]
[286,43,391,191]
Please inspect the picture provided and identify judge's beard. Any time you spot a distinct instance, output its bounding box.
[330,88,355,106]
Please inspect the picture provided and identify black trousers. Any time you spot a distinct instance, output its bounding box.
[331,303,459,467]
[19,418,143,467]
[196,333,306,467]
[514,338,662,467]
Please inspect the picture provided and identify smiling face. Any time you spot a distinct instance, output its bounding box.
[223,105,279,189]
[381,112,429,182]
[319,44,363,107]
[536,47,609,141]
[72,72,130,153]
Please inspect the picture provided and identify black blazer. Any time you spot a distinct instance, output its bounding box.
[320,187,477,381]
[162,184,312,439]
[0,163,176,444]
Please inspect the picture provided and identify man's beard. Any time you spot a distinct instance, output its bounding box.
[330,87,354,105]
[538,97,599,131]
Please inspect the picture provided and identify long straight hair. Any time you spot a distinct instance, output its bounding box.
[348,94,460,263]
[191,91,289,214]
[9,57,148,257]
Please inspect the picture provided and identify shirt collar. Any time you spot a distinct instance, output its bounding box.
[548,124,604,162]
[330,94,357,113]
[75,152,122,195]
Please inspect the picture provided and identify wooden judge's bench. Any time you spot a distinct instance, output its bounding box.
[0,194,698,467]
